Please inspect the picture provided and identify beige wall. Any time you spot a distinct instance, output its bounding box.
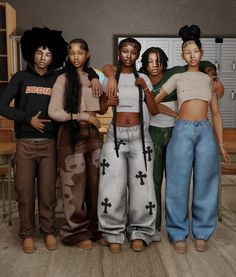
[6,0,236,69]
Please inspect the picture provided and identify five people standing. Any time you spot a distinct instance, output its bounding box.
[0,25,228,255]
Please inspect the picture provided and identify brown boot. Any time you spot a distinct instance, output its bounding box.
[22,238,37,254]
[174,241,187,254]
[109,243,122,253]
[44,234,58,250]
[78,239,93,250]
[195,239,207,252]
[131,239,145,252]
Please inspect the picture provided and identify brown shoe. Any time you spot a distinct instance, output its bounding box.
[96,238,109,246]
[109,243,122,253]
[78,239,93,250]
[195,239,207,252]
[131,239,145,252]
[44,234,58,250]
[22,238,37,254]
[174,241,187,254]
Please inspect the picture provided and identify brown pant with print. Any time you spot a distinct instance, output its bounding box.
[57,123,102,245]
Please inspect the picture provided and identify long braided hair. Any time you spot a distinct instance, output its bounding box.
[64,38,90,148]
[113,60,121,157]
[113,37,147,169]
[132,62,147,170]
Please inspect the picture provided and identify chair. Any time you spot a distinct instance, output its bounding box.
[0,128,15,225]
[218,128,236,222]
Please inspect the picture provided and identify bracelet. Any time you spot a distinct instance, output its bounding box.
[143,87,149,91]
[219,143,224,147]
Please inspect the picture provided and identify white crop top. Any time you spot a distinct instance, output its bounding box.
[162,71,212,109]
[102,73,153,113]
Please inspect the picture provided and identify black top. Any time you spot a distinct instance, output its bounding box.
[0,64,62,139]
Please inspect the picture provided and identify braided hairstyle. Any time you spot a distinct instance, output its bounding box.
[114,37,147,169]
[179,24,202,49]
[20,26,67,69]
[139,47,168,75]
[63,38,90,147]
[113,59,121,157]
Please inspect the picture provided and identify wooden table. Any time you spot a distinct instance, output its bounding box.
[0,142,16,225]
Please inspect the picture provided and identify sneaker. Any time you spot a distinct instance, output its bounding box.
[78,239,93,250]
[131,239,145,252]
[22,238,37,254]
[109,243,122,253]
[44,234,58,251]
[195,239,207,252]
[174,241,187,254]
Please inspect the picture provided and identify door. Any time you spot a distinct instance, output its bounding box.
[219,38,236,127]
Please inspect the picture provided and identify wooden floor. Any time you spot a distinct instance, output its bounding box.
[0,176,236,277]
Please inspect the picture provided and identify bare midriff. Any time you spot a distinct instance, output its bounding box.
[179,99,209,121]
[116,112,140,127]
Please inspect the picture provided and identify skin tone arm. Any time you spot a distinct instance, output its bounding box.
[157,103,179,118]
[210,94,230,162]
[103,64,118,96]
[86,114,101,129]
[90,78,102,97]
[99,93,119,115]
[31,111,51,133]
[135,77,158,115]
[87,93,119,128]
[204,66,224,97]
[155,88,169,105]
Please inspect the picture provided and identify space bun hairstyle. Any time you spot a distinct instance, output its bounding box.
[179,24,202,49]
[20,26,68,69]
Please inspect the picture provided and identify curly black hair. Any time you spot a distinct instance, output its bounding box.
[20,26,68,69]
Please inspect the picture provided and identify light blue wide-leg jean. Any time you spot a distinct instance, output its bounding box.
[165,119,220,242]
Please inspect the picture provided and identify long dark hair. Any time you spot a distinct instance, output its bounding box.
[113,37,147,169]
[63,38,90,147]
